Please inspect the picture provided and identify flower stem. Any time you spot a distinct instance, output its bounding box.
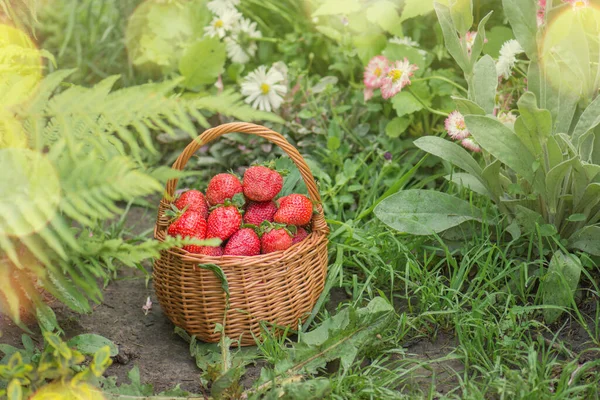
[406,87,449,117]
[412,76,468,94]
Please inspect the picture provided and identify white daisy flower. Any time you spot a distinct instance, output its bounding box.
[498,112,517,126]
[496,39,524,80]
[225,17,262,64]
[204,9,241,38]
[445,110,470,140]
[380,58,419,99]
[241,65,287,112]
[207,0,240,15]
[390,36,419,47]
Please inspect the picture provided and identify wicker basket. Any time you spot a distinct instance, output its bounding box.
[153,122,329,346]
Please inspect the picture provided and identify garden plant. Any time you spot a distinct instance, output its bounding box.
[1,0,600,399]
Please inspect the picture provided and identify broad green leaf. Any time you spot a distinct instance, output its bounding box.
[434,2,470,73]
[391,91,423,117]
[67,334,119,357]
[179,37,226,87]
[545,158,575,213]
[401,0,435,21]
[513,205,544,235]
[445,172,491,197]
[315,25,342,42]
[542,251,582,323]
[414,136,483,178]
[468,11,492,63]
[481,159,507,200]
[471,55,497,114]
[452,96,485,115]
[449,0,473,36]
[569,226,600,255]
[502,0,537,59]
[375,189,483,235]
[366,1,401,34]
[574,183,600,216]
[272,297,394,377]
[313,0,360,16]
[572,93,600,146]
[514,92,552,158]
[91,346,113,377]
[386,117,411,138]
[7,379,22,400]
[383,43,428,72]
[353,34,387,64]
[465,115,536,182]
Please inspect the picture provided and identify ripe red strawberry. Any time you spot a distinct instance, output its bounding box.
[292,227,309,245]
[196,245,224,257]
[244,201,277,226]
[224,228,261,256]
[261,228,292,254]
[273,194,313,226]
[206,205,242,241]
[243,166,283,202]
[167,211,207,252]
[174,190,209,219]
[206,174,243,206]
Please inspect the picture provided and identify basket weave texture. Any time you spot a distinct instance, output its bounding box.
[153,122,329,346]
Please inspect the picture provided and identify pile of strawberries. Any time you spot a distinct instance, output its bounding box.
[166,165,314,256]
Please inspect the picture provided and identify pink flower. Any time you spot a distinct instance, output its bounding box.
[380,58,418,99]
[363,55,389,89]
[465,31,477,54]
[363,87,374,102]
[461,138,481,153]
[444,111,470,140]
[537,0,547,26]
[563,0,589,8]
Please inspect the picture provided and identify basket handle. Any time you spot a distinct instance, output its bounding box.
[164,122,328,233]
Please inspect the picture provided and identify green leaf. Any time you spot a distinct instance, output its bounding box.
[414,136,483,178]
[353,34,387,64]
[568,226,600,256]
[449,0,473,36]
[385,117,411,138]
[452,96,485,115]
[67,334,118,357]
[572,93,600,147]
[401,0,435,21]
[471,55,497,114]
[469,11,492,64]
[271,297,394,377]
[375,189,483,235]
[391,91,423,117]
[502,0,537,59]
[465,115,536,182]
[366,1,401,34]
[313,0,360,16]
[199,264,230,303]
[179,37,226,88]
[542,251,582,323]
[516,92,552,155]
[545,158,575,213]
[383,43,428,72]
[434,2,470,73]
[7,379,22,400]
[445,172,491,197]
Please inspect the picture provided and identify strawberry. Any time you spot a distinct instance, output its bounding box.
[244,201,277,226]
[292,227,309,245]
[273,194,313,226]
[206,205,242,241]
[243,166,283,202]
[174,190,209,219]
[224,228,261,256]
[167,211,207,253]
[196,245,224,257]
[206,174,243,206]
[261,228,292,254]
